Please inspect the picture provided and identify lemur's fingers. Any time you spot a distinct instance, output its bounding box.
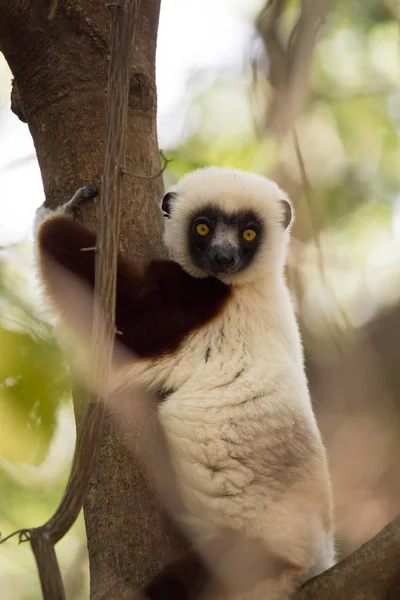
[64,183,99,215]
[81,183,100,199]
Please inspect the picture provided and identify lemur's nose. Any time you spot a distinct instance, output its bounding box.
[211,247,239,271]
[214,252,235,268]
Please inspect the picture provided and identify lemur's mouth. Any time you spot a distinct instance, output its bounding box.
[209,265,240,277]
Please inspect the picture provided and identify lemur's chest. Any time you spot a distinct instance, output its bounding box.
[119,286,279,399]
[155,293,270,395]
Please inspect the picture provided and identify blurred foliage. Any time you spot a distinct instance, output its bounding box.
[166,2,399,228]
[0,246,87,600]
[0,323,68,464]
[0,252,69,464]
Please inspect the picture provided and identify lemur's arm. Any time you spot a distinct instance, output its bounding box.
[36,187,230,359]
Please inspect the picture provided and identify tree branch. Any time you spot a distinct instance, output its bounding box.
[295,515,400,599]
[253,0,329,135]
[30,531,66,600]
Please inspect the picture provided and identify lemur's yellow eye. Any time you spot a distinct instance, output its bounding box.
[196,223,210,236]
[243,229,257,241]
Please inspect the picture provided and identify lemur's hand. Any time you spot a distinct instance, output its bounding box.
[64,183,99,217]
[34,183,100,235]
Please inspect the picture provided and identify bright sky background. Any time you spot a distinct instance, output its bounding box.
[0,0,261,247]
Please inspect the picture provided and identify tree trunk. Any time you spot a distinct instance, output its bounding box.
[0,2,185,598]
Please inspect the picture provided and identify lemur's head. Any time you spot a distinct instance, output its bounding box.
[160,167,293,285]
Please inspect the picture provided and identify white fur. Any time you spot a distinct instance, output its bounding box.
[33,203,71,269]
[117,168,335,596]
[36,168,335,598]
[34,203,67,236]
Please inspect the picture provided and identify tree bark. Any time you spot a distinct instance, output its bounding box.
[0,2,185,598]
[296,515,400,600]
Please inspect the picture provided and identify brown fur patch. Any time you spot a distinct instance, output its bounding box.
[38,216,231,359]
[141,547,209,600]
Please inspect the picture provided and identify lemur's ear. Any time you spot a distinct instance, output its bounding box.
[280,199,292,230]
[161,191,178,219]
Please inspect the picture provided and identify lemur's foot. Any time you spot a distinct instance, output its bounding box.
[64,183,99,216]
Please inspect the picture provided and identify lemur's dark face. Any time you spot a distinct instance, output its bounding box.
[187,206,263,277]
[161,169,292,284]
